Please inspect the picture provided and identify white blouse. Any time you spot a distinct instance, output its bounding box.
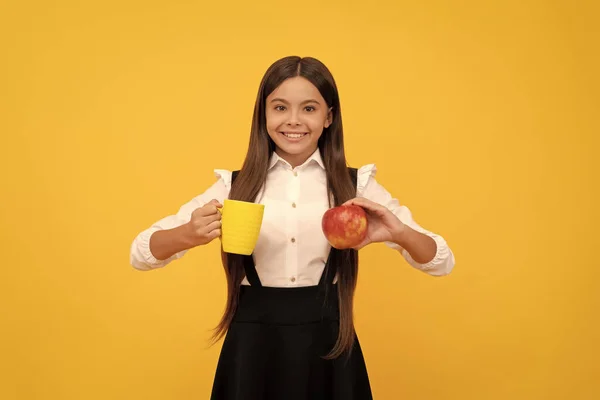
[130,149,455,285]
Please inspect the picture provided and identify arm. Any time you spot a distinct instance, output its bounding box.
[130,170,231,271]
[148,203,221,261]
[391,224,438,265]
[148,224,195,262]
[388,204,455,276]
[350,164,455,276]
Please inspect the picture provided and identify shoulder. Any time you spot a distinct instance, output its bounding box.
[213,169,233,190]
[354,163,377,195]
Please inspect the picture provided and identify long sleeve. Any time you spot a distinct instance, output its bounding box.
[129,169,232,271]
[356,164,455,276]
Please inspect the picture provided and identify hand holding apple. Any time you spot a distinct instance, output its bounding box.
[323,197,406,250]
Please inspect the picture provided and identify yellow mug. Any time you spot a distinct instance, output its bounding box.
[218,199,265,255]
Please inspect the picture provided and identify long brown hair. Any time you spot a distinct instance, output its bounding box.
[211,56,358,359]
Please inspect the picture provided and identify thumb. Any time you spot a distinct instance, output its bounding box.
[344,197,378,212]
[208,199,223,208]
[352,238,370,251]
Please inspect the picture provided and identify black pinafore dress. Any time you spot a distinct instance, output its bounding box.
[210,169,373,400]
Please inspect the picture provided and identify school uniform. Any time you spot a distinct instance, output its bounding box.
[130,149,455,399]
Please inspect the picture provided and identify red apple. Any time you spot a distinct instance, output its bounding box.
[321,204,368,249]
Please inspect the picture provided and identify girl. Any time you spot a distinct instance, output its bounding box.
[130,56,455,399]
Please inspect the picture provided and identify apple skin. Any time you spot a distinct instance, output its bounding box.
[321,204,368,249]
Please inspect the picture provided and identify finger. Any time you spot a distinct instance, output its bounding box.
[195,219,220,238]
[343,196,370,206]
[342,197,356,206]
[198,204,219,217]
[352,241,367,250]
[193,200,220,217]
[205,219,222,232]
[344,197,381,212]
[202,212,221,225]
[208,199,223,208]
[199,225,221,242]
[208,228,222,240]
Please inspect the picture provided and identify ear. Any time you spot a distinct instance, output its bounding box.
[324,107,333,128]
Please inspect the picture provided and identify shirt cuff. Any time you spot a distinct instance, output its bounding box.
[385,233,455,276]
[130,228,180,271]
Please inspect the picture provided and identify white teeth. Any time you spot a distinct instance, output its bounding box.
[283,132,306,139]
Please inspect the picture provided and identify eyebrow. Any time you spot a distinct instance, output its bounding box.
[269,98,321,105]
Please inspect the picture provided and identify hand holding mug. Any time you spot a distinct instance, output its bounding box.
[186,199,223,246]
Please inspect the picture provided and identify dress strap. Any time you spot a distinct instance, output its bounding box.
[318,250,337,286]
[242,255,262,287]
[230,170,262,287]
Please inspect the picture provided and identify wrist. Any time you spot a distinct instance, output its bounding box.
[391,222,409,246]
[179,223,198,248]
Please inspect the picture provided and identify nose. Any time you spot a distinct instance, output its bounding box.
[286,110,301,126]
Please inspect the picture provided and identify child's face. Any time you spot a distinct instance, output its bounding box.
[265,76,332,167]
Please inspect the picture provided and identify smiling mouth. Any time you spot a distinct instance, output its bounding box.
[281,132,308,139]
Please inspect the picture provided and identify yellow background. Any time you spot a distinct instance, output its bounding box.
[1,0,598,399]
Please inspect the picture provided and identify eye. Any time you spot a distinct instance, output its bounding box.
[274,105,286,111]
[304,106,316,112]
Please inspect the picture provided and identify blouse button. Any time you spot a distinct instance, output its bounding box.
[290,276,296,283]
[291,237,296,243]
[292,202,296,208]
[293,171,298,177]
